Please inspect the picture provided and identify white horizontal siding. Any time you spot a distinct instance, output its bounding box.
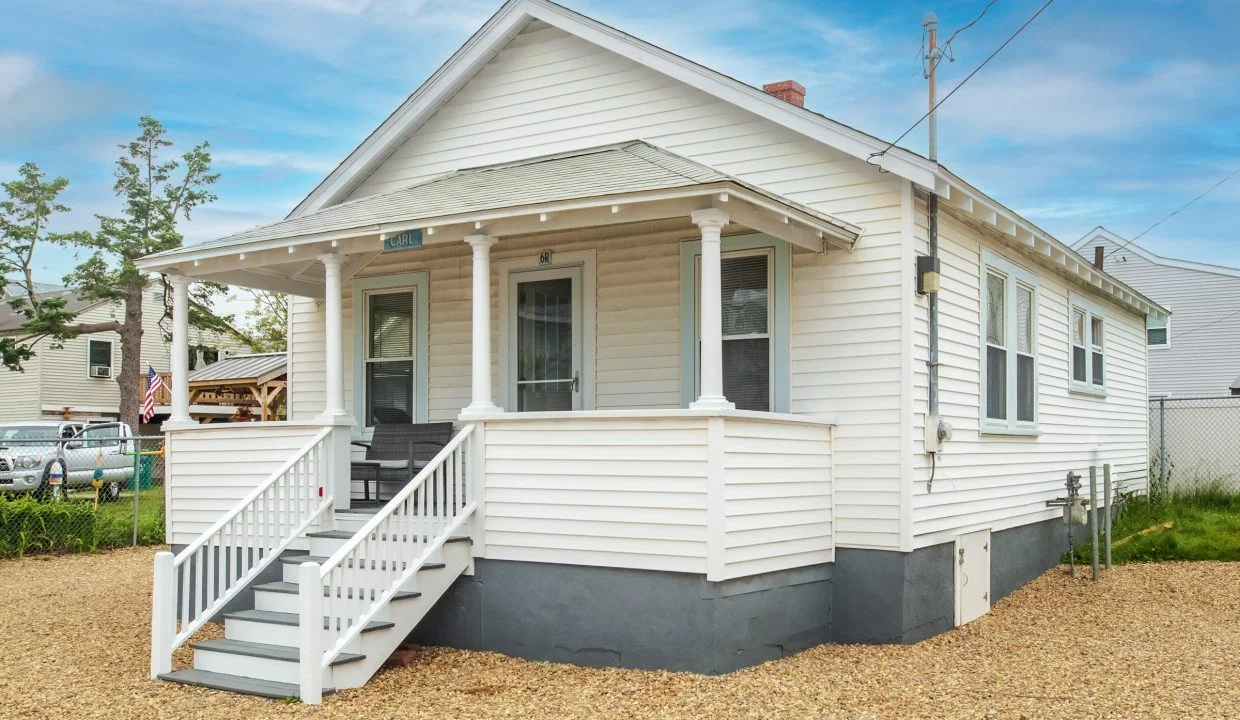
[165,424,325,545]
[721,418,833,578]
[0,352,40,422]
[1080,233,1240,397]
[911,201,1149,547]
[481,415,710,574]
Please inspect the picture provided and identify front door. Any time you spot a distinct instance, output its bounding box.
[509,267,582,412]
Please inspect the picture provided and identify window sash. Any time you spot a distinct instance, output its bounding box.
[88,340,112,369]
[1069,296,1107,393]
[1146,314,1169,346]
[695,248,774,412]
[981,252,1038,430]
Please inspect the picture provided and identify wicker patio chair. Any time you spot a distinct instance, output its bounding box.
[350,421,454,503]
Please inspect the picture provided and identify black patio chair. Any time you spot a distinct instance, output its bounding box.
[350,421,454,504]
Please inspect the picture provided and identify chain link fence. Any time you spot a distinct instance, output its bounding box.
[1150,396,1240,498]
[0,424,165,558]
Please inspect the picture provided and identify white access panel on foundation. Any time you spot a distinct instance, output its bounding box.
[954,529,991,626]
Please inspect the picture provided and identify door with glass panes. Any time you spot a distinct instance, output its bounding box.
[508,267,583,412]
[695,248,773,411]
[362,289,417,425]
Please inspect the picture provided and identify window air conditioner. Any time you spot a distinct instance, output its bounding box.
[90,365,112,379]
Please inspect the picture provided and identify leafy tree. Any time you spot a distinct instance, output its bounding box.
[4,116,235,423]
[240,289,287,352]
[0,163,90,369]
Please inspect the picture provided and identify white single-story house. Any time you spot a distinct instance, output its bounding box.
[139,0,1166,702]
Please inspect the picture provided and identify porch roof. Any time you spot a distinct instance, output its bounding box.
[136,142,862,295]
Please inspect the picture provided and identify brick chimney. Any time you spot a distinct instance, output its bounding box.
[1094,245,1105,270]
[762,80,806,107]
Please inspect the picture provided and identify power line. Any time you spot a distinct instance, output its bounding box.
[1104,166,1240,259]
[870,0,1055,164]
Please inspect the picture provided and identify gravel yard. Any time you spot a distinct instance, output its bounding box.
[1,547,1237,719]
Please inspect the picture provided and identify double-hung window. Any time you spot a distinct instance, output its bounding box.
[980,251,1038,432]
[1069,293,1107,395]
[1146,313,1169,347]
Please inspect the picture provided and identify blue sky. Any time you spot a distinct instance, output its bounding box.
[3,0,1238,287]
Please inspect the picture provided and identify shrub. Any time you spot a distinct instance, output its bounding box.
[0,497,99,558]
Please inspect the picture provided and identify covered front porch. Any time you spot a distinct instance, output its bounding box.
[140,142,851,582]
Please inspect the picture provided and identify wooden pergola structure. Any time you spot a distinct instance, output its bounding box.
[186,352,287,422]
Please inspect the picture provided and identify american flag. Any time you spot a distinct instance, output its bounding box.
[142,365,167,423]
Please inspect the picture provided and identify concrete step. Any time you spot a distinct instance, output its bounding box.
[159,668,330,701]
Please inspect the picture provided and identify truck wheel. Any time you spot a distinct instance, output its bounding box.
[102,481,123,503]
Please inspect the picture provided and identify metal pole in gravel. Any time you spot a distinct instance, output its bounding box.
[132,435,141,547]
[1158,398,1167,498]
[1089,465,1099,581]
[1103,463,1112,570]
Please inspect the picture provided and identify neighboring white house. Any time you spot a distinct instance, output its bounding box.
[0,280,251,427]
[136,0,1166,702]
[1073,226,1240,397]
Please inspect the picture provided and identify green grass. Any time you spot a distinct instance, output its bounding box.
[1071,479,1240,563]
[0,486,165,558]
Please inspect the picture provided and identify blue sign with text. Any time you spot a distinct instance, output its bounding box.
[383,229,423,252]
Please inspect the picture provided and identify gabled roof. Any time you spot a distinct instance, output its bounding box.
[0,285,105,333]
[288,0,938,218]
[1072,226,1240,280]
[187,352,286,385]
[147,142,858,259]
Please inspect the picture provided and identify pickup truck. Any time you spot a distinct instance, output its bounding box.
[0,421,136,501]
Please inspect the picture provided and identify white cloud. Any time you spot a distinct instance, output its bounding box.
[938,44,1229,141]
[212,149,338,174]
[0,51,121,138]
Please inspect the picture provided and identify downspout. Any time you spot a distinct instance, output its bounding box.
[925,13,942,490]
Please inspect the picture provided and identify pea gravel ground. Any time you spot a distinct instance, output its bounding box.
[1,547,1237,719]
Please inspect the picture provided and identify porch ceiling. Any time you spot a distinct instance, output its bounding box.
[136,142,861,295]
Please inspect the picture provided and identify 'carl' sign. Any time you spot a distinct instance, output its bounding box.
[384,229,423,252]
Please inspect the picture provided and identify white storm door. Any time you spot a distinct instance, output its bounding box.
[508,266,583,412]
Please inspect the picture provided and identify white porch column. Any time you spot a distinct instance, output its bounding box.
[165,273,193,426]
[690,209,735,411]
[461,234,502,418]
[317,253,347,417]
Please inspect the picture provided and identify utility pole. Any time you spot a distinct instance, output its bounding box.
[925,12,939,161]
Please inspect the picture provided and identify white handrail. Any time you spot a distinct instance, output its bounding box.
[311,423,476,671]
[151,425,335,676]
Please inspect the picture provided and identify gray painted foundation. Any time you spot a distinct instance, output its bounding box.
[411,560,833,674]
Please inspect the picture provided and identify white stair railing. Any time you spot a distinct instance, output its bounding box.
[301,423,476,698]
[150,426,334,677]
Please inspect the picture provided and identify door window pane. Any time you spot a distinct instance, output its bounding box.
[516,278,574,412]
[365,291,415,425]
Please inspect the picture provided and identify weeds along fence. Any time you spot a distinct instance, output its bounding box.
[0,427,165,558]
[1150,396,1240,498]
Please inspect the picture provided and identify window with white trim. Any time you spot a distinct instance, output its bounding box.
[1069,293,1107,394]
[695,248,773,411]
[980,252,1038,431]
[87,339,113,379]
[1146,313,1169,347]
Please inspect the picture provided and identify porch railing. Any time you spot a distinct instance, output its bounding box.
[296,423,476,702]
[149,425,334,677]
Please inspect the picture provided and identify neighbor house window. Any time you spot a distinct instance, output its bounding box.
[1146,314,1169,347]
[980,251,1038,432]
[1069,293,1107,395]
[363,289,416,425]
[87,339,113,379]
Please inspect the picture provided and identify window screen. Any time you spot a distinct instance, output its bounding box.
[984,272,1007,420]
[1016,284,1035,422]
[365,291,415,424]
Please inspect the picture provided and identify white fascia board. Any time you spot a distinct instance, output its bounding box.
[937,175,1168,320]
